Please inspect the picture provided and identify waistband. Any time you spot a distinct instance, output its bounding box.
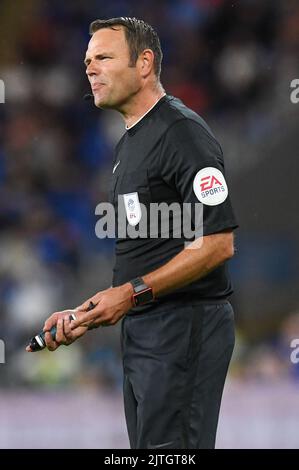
[127,292,230,316]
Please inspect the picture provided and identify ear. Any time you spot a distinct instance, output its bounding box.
[138,49,155,78]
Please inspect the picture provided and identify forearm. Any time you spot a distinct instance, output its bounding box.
[71,233,234,329]
[143,232,234,298]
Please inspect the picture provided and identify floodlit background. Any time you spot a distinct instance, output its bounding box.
[0,0,299,449]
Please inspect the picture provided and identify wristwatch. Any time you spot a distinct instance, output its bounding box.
[130,277,154,307]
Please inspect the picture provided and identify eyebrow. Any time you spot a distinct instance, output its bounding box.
[84,53,113,66]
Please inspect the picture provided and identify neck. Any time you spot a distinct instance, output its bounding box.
[121,84,166,129]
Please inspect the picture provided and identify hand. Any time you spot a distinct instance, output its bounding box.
[26,309,89,352]
[72,283,133,330]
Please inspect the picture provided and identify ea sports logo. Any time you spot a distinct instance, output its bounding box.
[193,167,228,206]
[200,175,223,193]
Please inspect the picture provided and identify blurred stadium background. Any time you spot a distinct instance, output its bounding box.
[0,0,299,448]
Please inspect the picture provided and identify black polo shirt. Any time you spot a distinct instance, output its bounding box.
[109,95,238,305]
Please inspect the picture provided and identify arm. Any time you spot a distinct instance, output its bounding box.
[39,119,237,350]
[30,230,234,352]
[143,230,234,297]
[71,230,235,330]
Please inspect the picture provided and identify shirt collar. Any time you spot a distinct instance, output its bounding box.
[125,93,167,131]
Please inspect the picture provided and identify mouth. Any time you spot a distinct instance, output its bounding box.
[92,84,105,92]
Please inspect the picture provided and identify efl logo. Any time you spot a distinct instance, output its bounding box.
[123,192,142,227]
[194,167,228,206]
[0,80,5,104]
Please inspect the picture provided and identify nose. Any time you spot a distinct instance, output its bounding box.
[86,60,99,77]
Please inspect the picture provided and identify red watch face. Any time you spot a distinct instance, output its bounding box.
[133,288,153,306]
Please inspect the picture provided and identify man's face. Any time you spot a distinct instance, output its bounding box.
[85,27,141,109]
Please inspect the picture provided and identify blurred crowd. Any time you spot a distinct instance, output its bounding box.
[1,0,299,389]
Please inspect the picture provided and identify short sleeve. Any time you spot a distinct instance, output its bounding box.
[159,119,238,236]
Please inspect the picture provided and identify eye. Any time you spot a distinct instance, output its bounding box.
[97,55,111,61]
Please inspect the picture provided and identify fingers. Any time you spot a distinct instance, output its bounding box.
[43,316,85,351]
[72,309,99,330]
[54,318,67,345]
[43,313,58,333]
[43,309,77,333]
[62,315,73,342]
[71,301,100,329]
[78,300,98,313]
[44,331,59,351]
[55,317,76,346]
[40,302,100,352]
[78,290,111,313]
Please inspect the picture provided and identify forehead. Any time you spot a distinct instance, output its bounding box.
[86,27,128,56]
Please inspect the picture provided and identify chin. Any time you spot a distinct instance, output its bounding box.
[95,96,112,109]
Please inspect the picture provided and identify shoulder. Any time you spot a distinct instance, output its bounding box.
[161,96,220,148]
[158,98,225,169]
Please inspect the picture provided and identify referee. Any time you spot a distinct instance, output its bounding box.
[38,17,238,449]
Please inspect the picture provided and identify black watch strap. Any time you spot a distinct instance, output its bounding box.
[130,277,148,293]
[130,277,154,306]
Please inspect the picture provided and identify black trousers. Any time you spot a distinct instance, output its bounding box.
[121,300,235,449]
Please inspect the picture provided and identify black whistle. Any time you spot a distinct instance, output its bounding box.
[28,301,96,352]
